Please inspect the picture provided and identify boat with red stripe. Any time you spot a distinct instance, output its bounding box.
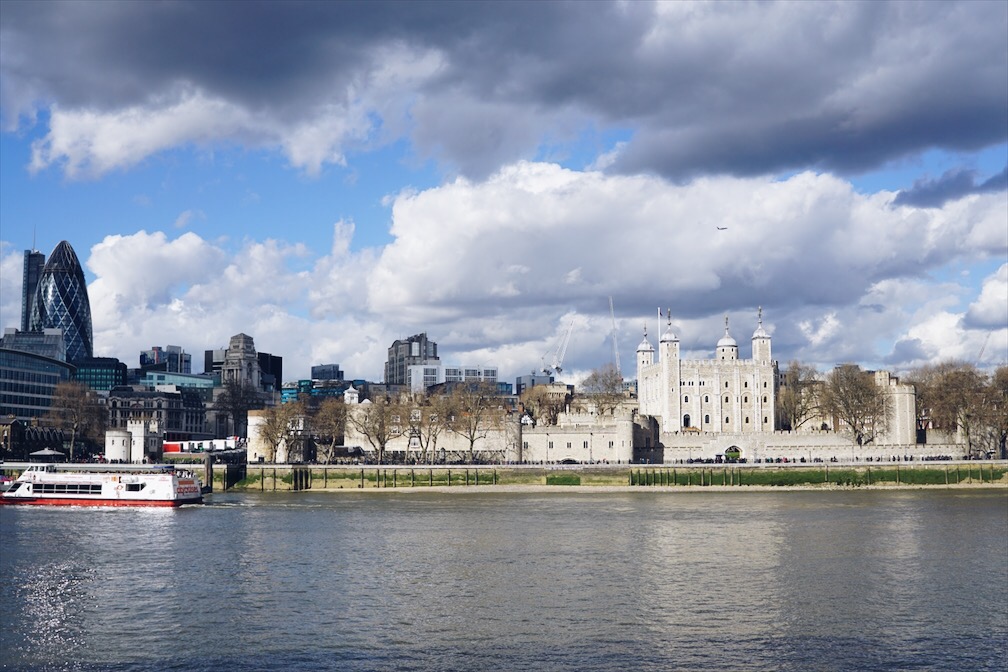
[0,463,204,507]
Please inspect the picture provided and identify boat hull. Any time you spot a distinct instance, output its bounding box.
[0,495,201,507]
[1,464,205,507]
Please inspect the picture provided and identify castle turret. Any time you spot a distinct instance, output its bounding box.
[636,327,654,369]
[660,310,680,360]
[716,315,738,361]
[752,306,771,364]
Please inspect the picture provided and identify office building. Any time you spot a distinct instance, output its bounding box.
[0,347,76,422]
[0,328,66,362]
[75,356,128,392]
[28,240,94,363]
[311,363,344,381]
[140,345,192,374]
[21,249,45,332]
[384,333,438,385]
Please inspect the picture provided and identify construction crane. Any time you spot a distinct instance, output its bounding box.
[978,330,993,361]
[609,296,621,378]
[542,318,575,376]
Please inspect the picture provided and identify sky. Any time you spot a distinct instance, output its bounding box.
[0,0,1006,386]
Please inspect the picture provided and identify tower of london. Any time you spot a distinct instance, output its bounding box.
[637,309,777,436]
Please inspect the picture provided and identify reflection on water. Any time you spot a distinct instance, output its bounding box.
[2,491,1005,671]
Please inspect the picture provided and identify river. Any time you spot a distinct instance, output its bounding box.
[2,490,1006,671]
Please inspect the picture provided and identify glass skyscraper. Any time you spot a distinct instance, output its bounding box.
[28,241,94,363]
[21,249,45,332]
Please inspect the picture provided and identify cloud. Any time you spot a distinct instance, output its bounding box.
[893,166,1008,208]
[3,162,1003,381]
[0,243,25,330]
[3,2,1004,180]
[963,264,1008,330]
[173,209,205,229]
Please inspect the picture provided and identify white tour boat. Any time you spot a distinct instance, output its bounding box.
[0,463,204,507]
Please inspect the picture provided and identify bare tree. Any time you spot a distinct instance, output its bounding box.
[578,363,625,416]
[520,384,567,426]
[257,401,303,463]
[311,397,347,464]
[909,361,996,456]
[405,392,451,463]
[776,361,821,430]
[346,395,400,464]
[45,381,105,460]
[447,382,504,463]
[990,366,1008,459]
[821,364,889,446]
[215,379,262,437]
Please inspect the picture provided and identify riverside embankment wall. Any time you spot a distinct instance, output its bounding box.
[213,461,1008,492]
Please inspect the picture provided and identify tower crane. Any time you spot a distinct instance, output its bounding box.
[978,330,992,361]
[542,318,575,376]
[609,296,621,378]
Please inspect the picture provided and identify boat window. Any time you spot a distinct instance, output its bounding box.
[126,483,145,492]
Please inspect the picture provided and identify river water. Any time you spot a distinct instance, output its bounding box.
[1,490,1006,672]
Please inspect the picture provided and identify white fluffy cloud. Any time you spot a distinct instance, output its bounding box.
[965,264,1008,330]
[2,163,1003,381]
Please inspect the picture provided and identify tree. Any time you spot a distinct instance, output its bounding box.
[578,363,625,416]
[776,361,821,431]
[346,395,401,464]
[821,364,889,446]
[257,401,303,463]
[447,382,504,463]
[520,384,567,426]
[990,366,1008,459]
[908,361,997,457]
[215,379,262,437]
[311,397,347,464]
[405,392,451,464]
[45,381,105,460]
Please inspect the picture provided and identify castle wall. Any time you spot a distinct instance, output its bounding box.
[659,429,962,463]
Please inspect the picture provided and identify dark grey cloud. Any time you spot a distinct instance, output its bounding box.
[894,166,1008,208]
[2,0,1005,180]
[884,338,929,367]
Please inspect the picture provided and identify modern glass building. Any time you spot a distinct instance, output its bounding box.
[140,345,192,374]
[21,249,45,332]
[0,347,76,421]
[28,241,94,363]
[74,357,128,392]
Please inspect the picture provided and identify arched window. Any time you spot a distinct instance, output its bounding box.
[745,416,750,424]
[684,395,689,404]
[704,395,709,403]
[763,396,768,403]
[704,414,710,424]
[683,414,691,428]
[724,395,729,403]
[725,416,730,424]
[744,396,748,403]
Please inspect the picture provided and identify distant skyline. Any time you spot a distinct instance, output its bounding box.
[1,1,1005,383]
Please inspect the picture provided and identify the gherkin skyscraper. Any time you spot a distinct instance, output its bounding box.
[28,240,93,363]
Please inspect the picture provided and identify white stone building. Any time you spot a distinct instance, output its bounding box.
[637,310,777,436]
[104,419,163,462]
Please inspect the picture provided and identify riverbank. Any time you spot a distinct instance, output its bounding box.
[221,461,1008,493]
